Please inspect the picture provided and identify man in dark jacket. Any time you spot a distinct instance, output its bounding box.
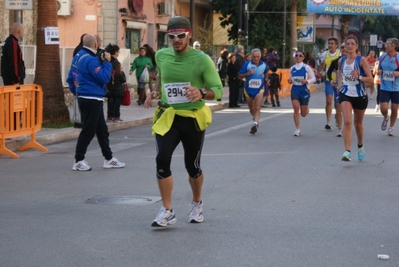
[1,22,25,85]
[235,46,246,103]
[67,34,125,171]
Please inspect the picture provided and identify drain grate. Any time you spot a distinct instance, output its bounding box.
[86,196,161,205]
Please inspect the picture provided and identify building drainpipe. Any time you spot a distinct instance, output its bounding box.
[115,1,119,45]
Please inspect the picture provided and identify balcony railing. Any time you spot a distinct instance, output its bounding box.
[176,0,212,7]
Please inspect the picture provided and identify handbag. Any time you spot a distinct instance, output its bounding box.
[139,67,150,83]
[121,84,131,106]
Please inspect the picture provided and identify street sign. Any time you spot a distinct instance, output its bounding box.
[44,27,60,45]
[370,34,377,46]
[377,40,383,48]
[297,16,315,44]
[5,0,33,10]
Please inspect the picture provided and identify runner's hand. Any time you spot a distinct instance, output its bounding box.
[184,86,202,103]
[144,91,154,109]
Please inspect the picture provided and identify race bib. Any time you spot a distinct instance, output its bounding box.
[248,79,261,88]
[164,82,191,104]
[369,65,374,71]
[382,71,394,81]
[292,76,303,86]
[342,72,358,86]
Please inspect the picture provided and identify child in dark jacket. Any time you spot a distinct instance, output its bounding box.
[107,61,126,122]
[268,66,281,107]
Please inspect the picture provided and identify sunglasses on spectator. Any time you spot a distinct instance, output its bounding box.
[167,32,189,40]
[295,54,304,57]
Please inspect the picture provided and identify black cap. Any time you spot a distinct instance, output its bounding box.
[167,16,191,32]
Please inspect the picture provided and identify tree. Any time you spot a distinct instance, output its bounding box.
[212,0,286,64]
[193,14,214,55]
[33,0,70,126]
[362,16,399,41]
[212,0,307,66]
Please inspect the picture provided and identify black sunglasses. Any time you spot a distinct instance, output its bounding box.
[295,54,303,57]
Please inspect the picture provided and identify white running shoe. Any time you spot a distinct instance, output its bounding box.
[72,160,91,171]
[388,127,394,136]
[375,104,380,112]
[151,206,177,227]
[189,201,204,223]
[103,157,125,169]
[293,129,301,136]
[336,130,342,137]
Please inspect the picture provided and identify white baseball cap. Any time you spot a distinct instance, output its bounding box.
[193,41,200,47]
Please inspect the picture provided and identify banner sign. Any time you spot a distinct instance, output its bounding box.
[307,0,399,16]
[5,0,33,10]
[297,16,315,44]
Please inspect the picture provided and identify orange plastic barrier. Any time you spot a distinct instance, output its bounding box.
[271,68,317,97]
[275,69,291,98]
[0,84,48,158]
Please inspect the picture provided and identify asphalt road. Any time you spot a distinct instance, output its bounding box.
[1,90,398,267]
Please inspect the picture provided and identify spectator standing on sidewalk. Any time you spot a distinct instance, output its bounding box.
[73,33,87,57]
[67,34,125,171]
[143,16,223,227]
[129,47,153,106]
[262,47,279,106]
[235,46,246,104]
[366,50,377,98]
[268,66,281,107]
[216,50,229,104]
[227,52,240,108]
[106,44,123,122]
[107,61,126,122]
[373,60,381,112]
[143,44,157,93]
[1,22,25,85]
[378,38,399,136]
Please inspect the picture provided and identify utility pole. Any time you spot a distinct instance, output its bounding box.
[244,0,248,51]
[238,0,242,45]
[190,0,195,44]
[282,0,287,68]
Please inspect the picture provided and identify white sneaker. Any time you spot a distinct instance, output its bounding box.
[103,157,125,169]
[388,127,394,136]
[189,201,204,223]
[375,104,380,112]
[151,206,177,227]
[336,130,342,137]
[72,160,91,171]
[293,129,301,136]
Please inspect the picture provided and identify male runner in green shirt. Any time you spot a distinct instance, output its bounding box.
[144,16,223,227]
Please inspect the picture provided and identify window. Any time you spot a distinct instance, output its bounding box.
[157,32,168,50]
[125,29,140,53]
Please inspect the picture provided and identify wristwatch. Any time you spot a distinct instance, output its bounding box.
[358,75,363,81]
[198,88,207,99]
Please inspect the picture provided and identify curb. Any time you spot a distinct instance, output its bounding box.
[4,101,229,154]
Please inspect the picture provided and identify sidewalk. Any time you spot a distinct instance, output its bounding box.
[4,83,324,154]
[4,88,231,153]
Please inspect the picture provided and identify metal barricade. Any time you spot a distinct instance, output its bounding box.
[0,84,48,158]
